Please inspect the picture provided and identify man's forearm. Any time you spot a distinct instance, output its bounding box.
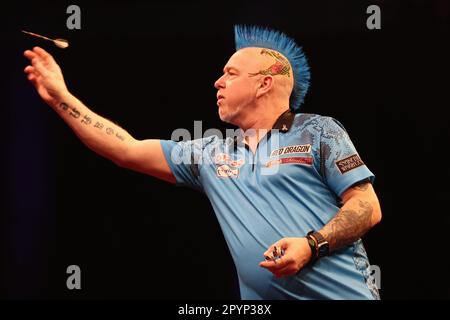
[318,186,376,252]
[50,91,134,165]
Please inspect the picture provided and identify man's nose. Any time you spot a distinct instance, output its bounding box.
[214,75,225,89]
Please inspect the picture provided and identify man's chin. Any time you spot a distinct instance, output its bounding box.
[219,113,229,123]
[218,105,241,126]
[218,111,236,125]
[218,108,230,122]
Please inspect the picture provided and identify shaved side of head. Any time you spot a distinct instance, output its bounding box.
[238,47,294,102]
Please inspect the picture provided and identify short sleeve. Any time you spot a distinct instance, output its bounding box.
[160,137,215,191]
[320,117,375,197]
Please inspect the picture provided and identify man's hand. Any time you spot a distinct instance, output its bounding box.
[23,46,68,106]
[259,237,312,278]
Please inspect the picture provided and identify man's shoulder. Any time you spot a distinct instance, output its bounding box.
[185,135,237,155]
[293,113,328,131]
[293,113,346,132]
[187,135,221,149]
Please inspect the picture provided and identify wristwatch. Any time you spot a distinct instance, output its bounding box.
[306,231,329,260]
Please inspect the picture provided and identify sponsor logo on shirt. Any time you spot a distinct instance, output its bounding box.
[335,154,364,174]
[229,159,245,168]
[265,156,313,168]
[215,153,231,164]
[215,153,245,168]
[270,144,311,157]
[216,164,239,178]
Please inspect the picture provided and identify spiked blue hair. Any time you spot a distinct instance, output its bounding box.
[234,25,310,112]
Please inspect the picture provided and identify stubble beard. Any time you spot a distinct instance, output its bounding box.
[218,104,240,125]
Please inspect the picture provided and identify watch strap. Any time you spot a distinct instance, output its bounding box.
[307,230,329,259]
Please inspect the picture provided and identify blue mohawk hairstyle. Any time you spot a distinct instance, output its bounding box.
[234,25,310,112]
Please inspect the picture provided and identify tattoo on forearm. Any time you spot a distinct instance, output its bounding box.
[69,107,80,119]
[321,200,373,251]
[115,133,125,141]
[60,102,69,111]
[94,121,104,129]
[58,102,126,141]
[81,115,92,125]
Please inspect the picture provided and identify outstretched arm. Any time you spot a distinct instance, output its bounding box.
[23,46,175,183]
[259,181,381,278]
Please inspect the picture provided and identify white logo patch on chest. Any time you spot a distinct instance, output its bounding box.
[214,153,245,168]
[216,164,239,178]
[215,153,231,164]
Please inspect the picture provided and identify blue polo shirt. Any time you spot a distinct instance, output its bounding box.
[160,110,380,300]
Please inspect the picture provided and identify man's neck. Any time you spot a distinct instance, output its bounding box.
[240,107,289,132]
[240,107,289,151]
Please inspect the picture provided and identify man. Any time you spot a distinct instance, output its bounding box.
[23,25,381,299]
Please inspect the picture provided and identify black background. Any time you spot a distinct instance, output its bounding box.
[1,0,449,301]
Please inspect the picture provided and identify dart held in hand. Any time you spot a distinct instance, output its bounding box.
[22,30,69,49]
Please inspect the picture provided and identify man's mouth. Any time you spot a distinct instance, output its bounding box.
[217,94,225,104]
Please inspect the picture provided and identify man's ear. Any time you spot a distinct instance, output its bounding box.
[256,76,274,98]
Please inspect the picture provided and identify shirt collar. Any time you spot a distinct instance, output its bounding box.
[271,109,295,133]
[232,109,295,147]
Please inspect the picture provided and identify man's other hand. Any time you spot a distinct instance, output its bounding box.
[259,237,312,278]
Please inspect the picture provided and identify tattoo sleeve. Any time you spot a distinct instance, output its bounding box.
[319,199,373,252]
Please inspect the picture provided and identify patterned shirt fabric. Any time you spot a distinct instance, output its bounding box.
[160,110,380,299]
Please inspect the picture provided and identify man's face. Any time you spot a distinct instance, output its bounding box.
[214,48,263,125]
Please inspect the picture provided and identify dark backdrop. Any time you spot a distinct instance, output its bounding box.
[1,0,449,299]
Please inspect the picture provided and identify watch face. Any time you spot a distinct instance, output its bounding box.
[318,243,329,257]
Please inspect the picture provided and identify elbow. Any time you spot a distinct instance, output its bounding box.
[114,149,134,169]
[371,199,382,227]
[113,157,128,168]
[372,209,382,226]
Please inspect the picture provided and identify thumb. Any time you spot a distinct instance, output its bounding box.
[27,72,39,88]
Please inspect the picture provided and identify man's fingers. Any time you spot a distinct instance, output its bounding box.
[33,46,53,62]
[263,244,286,267]
[24,65,39,86]
[259,255,290,270]
[24,50,38,61]
[263,245,276,257]
[270,239,288,252]
[24,65,35,74]
[263,243,285,257]
[259,260,277,269]
[27,73,39,87]
[31,59,49,76]
[27,73,36,82]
